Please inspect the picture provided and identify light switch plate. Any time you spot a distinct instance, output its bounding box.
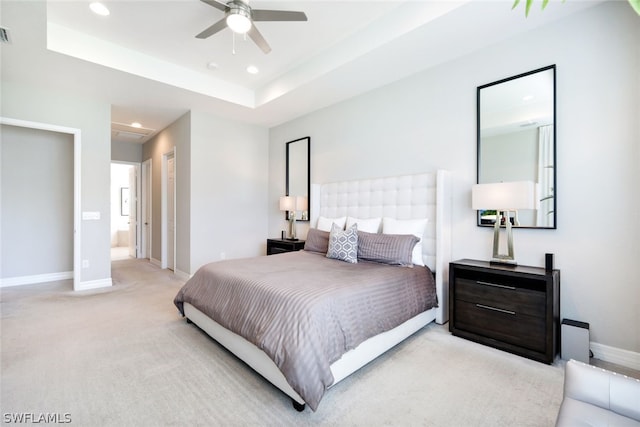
[82,211,100,220]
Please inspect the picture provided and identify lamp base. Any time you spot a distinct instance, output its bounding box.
[490,210,517,267]
[490,258,518,267]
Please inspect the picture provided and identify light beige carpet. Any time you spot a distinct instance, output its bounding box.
[1,259,565,426]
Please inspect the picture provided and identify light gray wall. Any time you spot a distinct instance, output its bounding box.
[1,125,73,277]
[142,112,190,272]
[190,111,269,273]
[269,2,640,354]
[111,140,142,163]
[142,111,268,275]
[1,82,112,284]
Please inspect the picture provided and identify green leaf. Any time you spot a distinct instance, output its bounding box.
[541,0,550,10]
[525,0,534,16]
[512,0,521,10]
[629,0,640,15]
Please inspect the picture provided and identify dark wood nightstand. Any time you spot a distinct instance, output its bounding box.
[449,259,560,364]
[266,239,306,255]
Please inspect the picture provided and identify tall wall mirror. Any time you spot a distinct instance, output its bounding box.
[285,136,310,221]
[477,65,556,229]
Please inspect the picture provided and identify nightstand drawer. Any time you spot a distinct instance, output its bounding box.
[454,268,546,292]
[455,278,546,318]
[454,300,546,351]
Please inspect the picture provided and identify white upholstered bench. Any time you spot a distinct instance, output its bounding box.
[555,359,640,426]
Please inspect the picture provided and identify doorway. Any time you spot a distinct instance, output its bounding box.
[110,162,140,261]
[0,117,81,290]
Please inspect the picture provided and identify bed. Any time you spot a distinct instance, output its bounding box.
[174,171,452,411]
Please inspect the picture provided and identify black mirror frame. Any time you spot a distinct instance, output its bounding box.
[285,136,311,221]
[476,65,557,229]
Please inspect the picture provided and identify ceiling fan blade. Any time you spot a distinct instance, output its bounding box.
[196,18,228,39]
[200,0,228,12]
[247,25,271,54]
[251,10,307,22]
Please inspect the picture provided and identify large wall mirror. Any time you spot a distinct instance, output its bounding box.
[285,136,310,221]
[477,65,556,229]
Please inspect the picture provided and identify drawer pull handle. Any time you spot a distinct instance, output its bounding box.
[476,280,516,290]
[476,304,516,315]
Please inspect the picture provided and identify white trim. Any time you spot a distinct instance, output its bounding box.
[141,159,152,260]
[591,341,640,371]
[150,257,162,267]
[76,278,113,291]
[173,269,190,281]
[435,170,452,324]
[0,117,82,291]
[161,148,176,271]
[0,271,73,288]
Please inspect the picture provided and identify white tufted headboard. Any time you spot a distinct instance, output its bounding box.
[310,171,452,324]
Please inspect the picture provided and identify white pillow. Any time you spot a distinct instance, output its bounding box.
[382,217,428,266]
[317,216,347,232]
[345,216,382,233]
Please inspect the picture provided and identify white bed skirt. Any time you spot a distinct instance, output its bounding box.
[183,302,435,408]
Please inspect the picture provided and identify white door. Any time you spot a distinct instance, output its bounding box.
[167,155,175,270]
[128,165,137,258]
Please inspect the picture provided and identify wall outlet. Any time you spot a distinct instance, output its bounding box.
[82,259,89,268]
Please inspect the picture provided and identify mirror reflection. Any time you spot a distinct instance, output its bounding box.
[477,65,556,229]
[286,137,310,221]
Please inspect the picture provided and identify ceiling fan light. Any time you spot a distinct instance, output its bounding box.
[227,12,251,34]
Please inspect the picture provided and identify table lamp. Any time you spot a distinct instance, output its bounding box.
[472,181,537,266]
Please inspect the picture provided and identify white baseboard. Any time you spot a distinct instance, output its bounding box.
[591,341,640,371]
[75,278,113,291]
[0,271,73,288]
[174,269,190,281]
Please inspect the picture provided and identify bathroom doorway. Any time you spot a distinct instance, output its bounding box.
[110,162,139,260]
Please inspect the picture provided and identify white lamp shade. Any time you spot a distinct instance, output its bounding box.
[279,196,295,211]
[472,181,538,210]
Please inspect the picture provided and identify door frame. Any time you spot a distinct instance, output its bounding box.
[161,148,176,270]
[141,159,152,260]
[1,117,81,290]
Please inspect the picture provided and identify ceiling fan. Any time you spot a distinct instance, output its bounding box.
[196,0,308,54]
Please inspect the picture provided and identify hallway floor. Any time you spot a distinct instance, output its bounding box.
[110,246,131,261]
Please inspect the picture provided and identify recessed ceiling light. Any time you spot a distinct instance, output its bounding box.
[522,94,534,102]
[90,2,110,16]
[131,122,142,128]
[246,65,259,74]
[207,61,219,70]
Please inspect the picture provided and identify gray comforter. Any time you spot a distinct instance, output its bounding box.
[174,250,437,411]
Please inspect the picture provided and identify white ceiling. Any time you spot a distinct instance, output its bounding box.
[1,0,603,143]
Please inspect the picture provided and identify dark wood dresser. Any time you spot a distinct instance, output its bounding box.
[449,259,560,364]
[266,238,305,255]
